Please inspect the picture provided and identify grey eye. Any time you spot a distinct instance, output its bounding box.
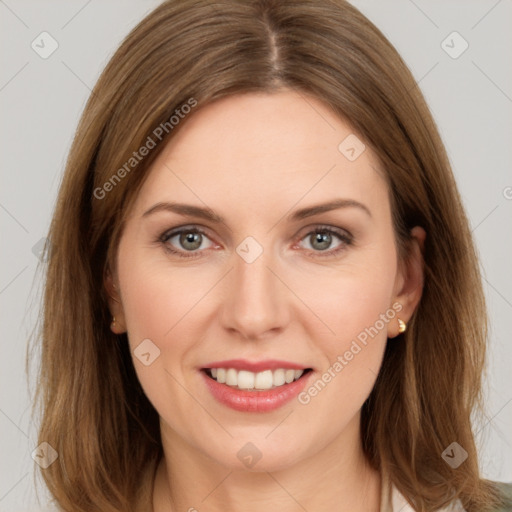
[309,231,333,251]
[179,231,203,251]
[163,229,214,253]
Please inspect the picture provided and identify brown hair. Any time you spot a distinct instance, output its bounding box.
[33,0,505,510]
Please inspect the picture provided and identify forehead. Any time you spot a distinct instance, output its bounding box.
[130,90,388,220]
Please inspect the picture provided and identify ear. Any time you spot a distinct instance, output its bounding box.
[104,265,127,334]
[388,226,426,338]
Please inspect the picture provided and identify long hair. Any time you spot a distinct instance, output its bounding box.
[33,0,504,510]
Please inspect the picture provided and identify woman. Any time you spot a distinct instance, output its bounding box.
[34,0,512,511]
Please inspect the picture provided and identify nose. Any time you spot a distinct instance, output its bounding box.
[220,245,290,340]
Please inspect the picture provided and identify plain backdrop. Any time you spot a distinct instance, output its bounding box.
[1,1,511,510]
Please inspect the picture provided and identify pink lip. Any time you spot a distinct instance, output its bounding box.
[200,369,312,413]
[202,359,310,373]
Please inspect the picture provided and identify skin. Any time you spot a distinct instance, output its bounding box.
[105,90,425,512]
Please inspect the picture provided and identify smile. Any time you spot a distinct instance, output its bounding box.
[200,359,313,412]
[204,367,309,391]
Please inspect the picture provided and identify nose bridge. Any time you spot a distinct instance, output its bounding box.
[221,236,289,339]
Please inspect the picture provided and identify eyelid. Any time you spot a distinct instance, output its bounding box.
[294,223,352,240]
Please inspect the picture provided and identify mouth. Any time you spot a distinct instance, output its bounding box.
[199,361,314,412]
[201,367,313,392]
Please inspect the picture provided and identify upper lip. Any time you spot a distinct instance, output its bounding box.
[202,359,311,373]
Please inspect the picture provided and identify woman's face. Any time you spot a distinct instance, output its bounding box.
[108,90,423,472]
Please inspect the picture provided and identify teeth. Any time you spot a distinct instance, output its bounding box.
[254,370,272,389]
[216,368,226,383]
[207,367,305,390]
[226,368,237,386]
[273,369,286,386]
[239,370,256,389]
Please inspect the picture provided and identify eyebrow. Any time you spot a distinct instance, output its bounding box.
[287,199,372,221]
[142,198,372,223]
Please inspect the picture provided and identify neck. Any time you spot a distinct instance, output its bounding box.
[153,415,381,512]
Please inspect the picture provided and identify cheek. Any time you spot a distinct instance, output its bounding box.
[116,254,198,422]
[291,250,397,349]
[295,276,393,440]
[307,273,391,391]
[120,272,173,343]
[116,244,214,406]
[118,246,209,343]
[292,242,397,406]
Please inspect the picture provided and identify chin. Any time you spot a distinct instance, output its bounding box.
[206,438,308,473]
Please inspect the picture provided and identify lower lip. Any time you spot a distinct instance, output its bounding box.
[201,370,311,412]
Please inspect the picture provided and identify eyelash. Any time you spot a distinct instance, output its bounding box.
[157,224,353,260]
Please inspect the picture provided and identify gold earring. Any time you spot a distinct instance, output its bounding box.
[398,318,407,334]
[111,316,116,330]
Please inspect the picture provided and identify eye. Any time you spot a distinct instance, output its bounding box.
[158,224,353,260]
[159,226,216,258]
[296,226,353,257]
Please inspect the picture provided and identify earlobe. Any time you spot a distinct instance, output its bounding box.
[388,315,407,339]
[110,314,125,335]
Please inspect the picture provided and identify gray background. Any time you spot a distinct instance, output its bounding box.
[1,1,511,510]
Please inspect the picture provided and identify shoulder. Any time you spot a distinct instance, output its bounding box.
[387,481,512,512]
[491,482,512,512]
